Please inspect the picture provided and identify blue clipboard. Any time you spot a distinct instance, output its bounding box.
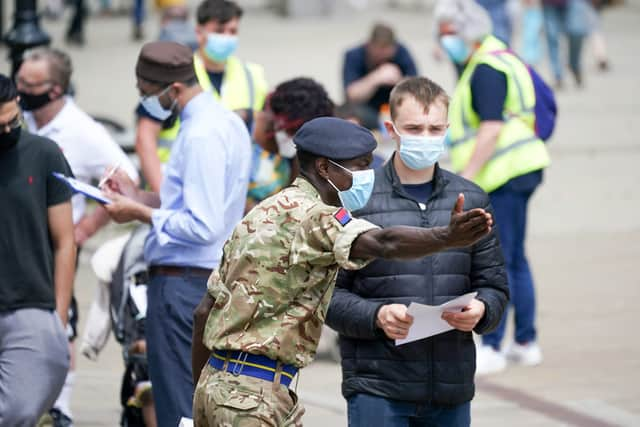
[52,172,112,204]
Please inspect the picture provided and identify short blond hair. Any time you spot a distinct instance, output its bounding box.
[389,77,449,121]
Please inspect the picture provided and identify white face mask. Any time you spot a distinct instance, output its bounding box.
[275,130,297,158]
[392,123,445,170]
[140,86,176,121]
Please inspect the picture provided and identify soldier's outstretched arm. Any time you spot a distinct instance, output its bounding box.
[350,194,492,261]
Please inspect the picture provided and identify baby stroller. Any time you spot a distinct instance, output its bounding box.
[82,225,154,426]
[111,226,152,427]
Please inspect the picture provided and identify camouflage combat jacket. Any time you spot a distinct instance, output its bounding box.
[203,177,378,368]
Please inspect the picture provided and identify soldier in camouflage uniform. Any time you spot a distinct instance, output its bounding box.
[192,117,494,426]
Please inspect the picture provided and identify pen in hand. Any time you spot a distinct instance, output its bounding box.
[99,162,122,189]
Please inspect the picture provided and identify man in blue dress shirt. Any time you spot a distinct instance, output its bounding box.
[102,41,251,427]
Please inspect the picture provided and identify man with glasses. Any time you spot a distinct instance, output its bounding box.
[16,47,138,427]
[102,41,252,427]
[0,74,76,426]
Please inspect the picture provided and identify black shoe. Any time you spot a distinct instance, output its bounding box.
[132,25,144,41]
[49,408,73,427]
[66,32,85,47]
[598,60,610,72]
[573,71,584,88]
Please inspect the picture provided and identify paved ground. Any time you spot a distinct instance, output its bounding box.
[2,1,639,425]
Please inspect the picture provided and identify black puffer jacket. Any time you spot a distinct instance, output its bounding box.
[326,158,508,405]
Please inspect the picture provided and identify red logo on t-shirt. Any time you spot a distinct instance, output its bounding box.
[28,176,33,185]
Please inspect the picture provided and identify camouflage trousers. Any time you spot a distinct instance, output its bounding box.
[193,364,305,427]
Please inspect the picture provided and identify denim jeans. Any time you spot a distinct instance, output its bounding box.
[482,171,542,350]
[146,273,208,427]
[477,0,513,45]
[521,6,544,65]
[133,0,145,27]
[543,1,587,81]
[347,394,471,427]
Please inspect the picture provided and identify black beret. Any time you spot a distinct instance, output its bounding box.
[136,41,196,84]
[293,117,377,160]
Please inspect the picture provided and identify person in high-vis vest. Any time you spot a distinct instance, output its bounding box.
[134,0,267,193]
[435,0,550,376]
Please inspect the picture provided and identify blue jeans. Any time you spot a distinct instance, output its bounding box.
[133,0,145,26]
[543,2,586,81]
[521,6,544,65]
[146,273,208,427]
[477,0,512,45]
[347,394,470,427]
[483,171,542,350]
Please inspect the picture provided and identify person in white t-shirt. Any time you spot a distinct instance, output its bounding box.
[16,47,138,427]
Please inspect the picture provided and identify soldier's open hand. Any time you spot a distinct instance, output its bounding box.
[446,194,493,248]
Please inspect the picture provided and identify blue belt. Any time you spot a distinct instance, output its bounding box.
[208,350,298,388]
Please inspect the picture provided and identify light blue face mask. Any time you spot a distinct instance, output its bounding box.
[393,123,445,170]
[204,33,238,62]
[440,35,470,65]
[140,86,176,121]
[327,160,375,212]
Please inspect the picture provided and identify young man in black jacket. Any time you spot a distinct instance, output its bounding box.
[326,77,509,427]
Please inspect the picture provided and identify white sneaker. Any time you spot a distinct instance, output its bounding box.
[504,341,543,366]
[475,345,507,376]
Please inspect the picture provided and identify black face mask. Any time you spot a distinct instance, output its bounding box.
[18,91,52,111]
[0,126,21,153]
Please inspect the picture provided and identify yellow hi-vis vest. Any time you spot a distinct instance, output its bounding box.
[448,35,550,193]
[156,54,267,162]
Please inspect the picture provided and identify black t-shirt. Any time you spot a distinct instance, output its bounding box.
[343,43,418,112]
[206,70,224,94]
[0,130,73,312]
[402,181,434,205]
[470,64,507,121]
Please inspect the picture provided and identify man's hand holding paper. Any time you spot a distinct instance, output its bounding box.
[441,298,486,332]
[395,292,479,346]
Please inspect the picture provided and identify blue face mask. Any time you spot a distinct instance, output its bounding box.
[140,86,175,121]
[440,35,470,65]
[204,33,238,62]
[327,160,375,212]
[393,123,445,170]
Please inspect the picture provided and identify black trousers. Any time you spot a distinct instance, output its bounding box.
[67,0,86,37]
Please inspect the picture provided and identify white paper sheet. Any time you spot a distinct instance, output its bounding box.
[52,172,112,204]
[395,292,478,346]
[178,417,193,427]
[129,283,148,318]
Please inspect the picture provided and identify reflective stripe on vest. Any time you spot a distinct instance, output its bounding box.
[448,35,549,193]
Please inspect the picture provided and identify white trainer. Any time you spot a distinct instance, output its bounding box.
[475,345,507,376]
[504,341,543,366]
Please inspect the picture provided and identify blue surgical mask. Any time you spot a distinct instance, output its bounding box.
[140,86,175,121]
[440,35,470,65]
[393,123,445,170]
[204,33,238,62]
[327,160,375,212]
